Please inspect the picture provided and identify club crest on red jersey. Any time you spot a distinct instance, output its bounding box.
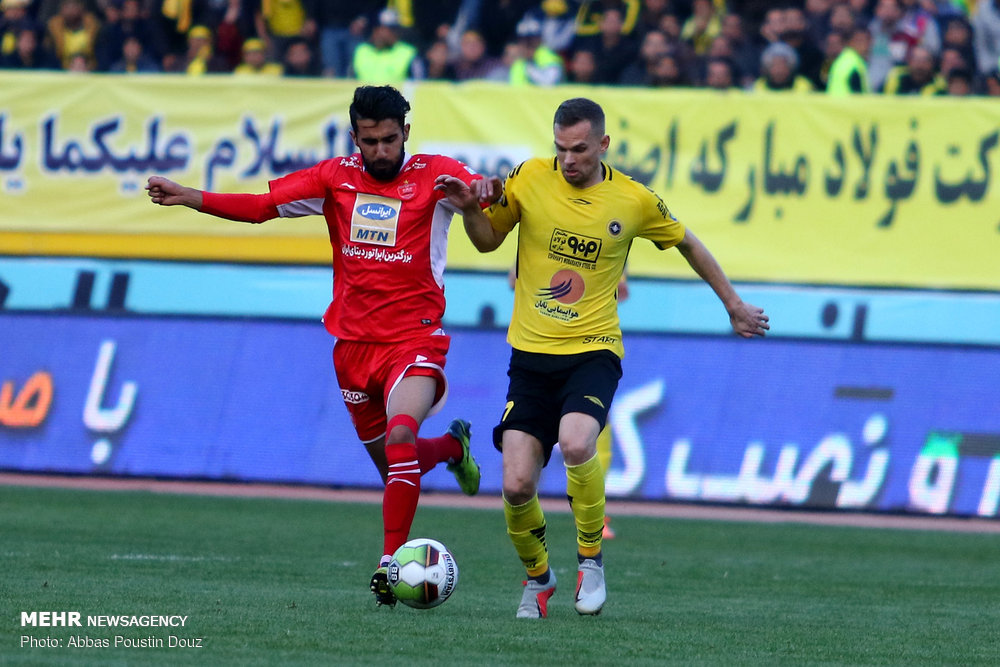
[397,180,417,200]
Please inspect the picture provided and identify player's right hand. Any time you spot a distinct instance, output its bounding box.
[146,176,199,208]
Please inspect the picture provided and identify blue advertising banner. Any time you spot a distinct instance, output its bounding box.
[1,313,998,518]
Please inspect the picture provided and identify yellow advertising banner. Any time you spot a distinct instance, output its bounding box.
[1,72,998,289]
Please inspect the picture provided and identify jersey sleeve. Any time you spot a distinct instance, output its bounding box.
[484,162,525,234]
[638,185,686,250]
[267,161,330,217]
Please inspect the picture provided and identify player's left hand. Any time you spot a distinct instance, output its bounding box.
[730,302,769,338]
[434,175,502,211]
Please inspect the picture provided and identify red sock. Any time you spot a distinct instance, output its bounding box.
[383,438,420,559]
[416,433,463,474]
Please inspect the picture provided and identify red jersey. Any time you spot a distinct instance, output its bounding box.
[267,153,479,343]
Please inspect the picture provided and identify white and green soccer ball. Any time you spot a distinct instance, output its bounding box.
[387,538,459,609]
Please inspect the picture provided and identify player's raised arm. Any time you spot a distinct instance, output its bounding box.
[675,229,769,338]
[434,174,508,252]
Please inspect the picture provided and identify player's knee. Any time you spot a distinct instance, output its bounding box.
[386,424,415,445]
[386,414,419,445]
[502,477,537,506]
[559,437,595,466]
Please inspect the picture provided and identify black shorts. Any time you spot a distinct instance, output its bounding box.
[492,348,623,466]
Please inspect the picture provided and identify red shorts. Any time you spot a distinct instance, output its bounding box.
[333,333,451,443]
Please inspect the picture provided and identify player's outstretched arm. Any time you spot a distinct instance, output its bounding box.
[434,174,507,252]
[146,175,278,223]
[146,176,203,210]
[676,229,769,338]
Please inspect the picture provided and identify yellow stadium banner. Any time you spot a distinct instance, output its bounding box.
[1,72,998,290]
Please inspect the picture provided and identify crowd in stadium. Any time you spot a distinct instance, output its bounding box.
[2,0,999,95]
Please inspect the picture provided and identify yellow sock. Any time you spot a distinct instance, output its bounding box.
[566,454,604,558]
[596,424,612,474]
[503,494,549,577]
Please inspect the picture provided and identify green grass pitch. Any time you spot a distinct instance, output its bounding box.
[3,484,999,666]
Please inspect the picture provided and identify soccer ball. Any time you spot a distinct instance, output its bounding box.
[387,538,459,609]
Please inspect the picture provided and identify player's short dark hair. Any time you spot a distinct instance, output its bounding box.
[349,85,410,133]
[554,98,605,137]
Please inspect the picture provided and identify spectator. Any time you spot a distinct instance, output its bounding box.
[898,0,941,54]
[680,0,719,55]
[882,43,945,93]
[508,14,563,85]
[972,0,1000,76]
[453,28,504,81]
[984,69,1000,95]
[940,15,975,73]
[618,28,670,85]
[818,25,846,89]
[647,48,688,87]
[109,33,159,71]
[633,0,676,40]
[301,0,379,77]
[719,11,758,84]
[828,3,858,36]
[939,45,971,80]
[781,5,825,88]
[756,5,787,52]
[476,0,535,57]
[422,38,456,81]
[160,0,252,71]
[530,0,578,55]
[565,46,598,84]
[95,0,165,71]
[869,0,940,91]
[704,54,739,90]
[252,0,305,60]
[804,0,835,46]
[576,0,641,39]
[234,35,281,74]
[576,6,638,84]
[753,40,815,92]
[657,10,699,82]
[827,24,872,94]
[47,0,100,69]
[1,0,38,61]
[66,48,91,70]
[845,0,874,24]
[1,24,60,68]
[868,0,908,90]
[167,23,229,73]
[351,8,421,82]
[944,65,973,94]
[281,34,318,76]
[409,0,463,52]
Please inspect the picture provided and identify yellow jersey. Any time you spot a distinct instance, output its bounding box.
[487,157,686,358]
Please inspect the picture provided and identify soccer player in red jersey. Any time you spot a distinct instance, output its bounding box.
[146,85,490,607]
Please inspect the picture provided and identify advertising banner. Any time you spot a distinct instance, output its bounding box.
[2,312,998,518]
[2,73,999,288]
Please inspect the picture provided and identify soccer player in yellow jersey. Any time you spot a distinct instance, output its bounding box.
[436,97,769,618]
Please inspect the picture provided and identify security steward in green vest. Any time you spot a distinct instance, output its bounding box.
[352,8,420,82]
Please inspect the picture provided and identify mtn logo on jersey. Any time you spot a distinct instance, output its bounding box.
[351,193,401,246]
[548,228,602,268]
